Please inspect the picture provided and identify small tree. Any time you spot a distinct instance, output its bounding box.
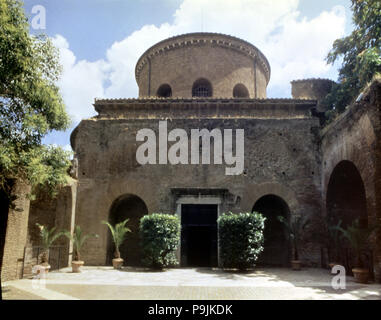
[336,219,379,268]
[218,212,265,270]
[36,223,64,264]
[64,225,98,261]
[0,0,71,198]
[325,0,381,113]
[102,219,131,259]
[278,215,309,261]
[140,214,180,269]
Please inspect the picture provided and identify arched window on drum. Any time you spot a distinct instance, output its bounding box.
[233,83,249,98]
[192,78,212,97]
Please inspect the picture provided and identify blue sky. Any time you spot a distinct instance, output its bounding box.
[22,0,354,149]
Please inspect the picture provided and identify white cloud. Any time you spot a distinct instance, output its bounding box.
[52,0,347,123]
[104,23,174,98]
[52,35,109,122]
[264,5,346,96]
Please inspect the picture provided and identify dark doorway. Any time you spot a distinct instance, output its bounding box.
[326,160,369,275]
[107,194,148,266]
[326,161,368,229]
[252,195,290,267]
[181,204,218,267]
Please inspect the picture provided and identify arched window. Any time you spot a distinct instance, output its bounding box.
[157,84,172,97]
[233,83,249,98]
[192,78,212,97]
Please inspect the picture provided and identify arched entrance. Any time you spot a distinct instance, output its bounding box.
[326,160,369,272]
[107,194,148,266]
[252,195,290,266]
[326,161,368,228]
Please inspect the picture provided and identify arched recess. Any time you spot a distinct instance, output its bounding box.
[157,84,172,97]
[233,83,249,98]
[326,160,369,272]
[107,194,148,266]
[252,194,290,266]
[326,160,368,228]
[192,78,212,97]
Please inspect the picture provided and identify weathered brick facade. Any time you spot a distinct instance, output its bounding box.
[71,98,322,266]
[22,182,77,277]
[2,33,381,282]
[321,80,381,282]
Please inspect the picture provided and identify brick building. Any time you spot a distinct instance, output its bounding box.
[1,33,380,282]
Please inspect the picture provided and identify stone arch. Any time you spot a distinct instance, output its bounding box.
[157,84,172,98]
[233,83,249,98]
[192,78,213,97]
[322,113,376,220]
[107,194,148,266]
[241,182,298,214]
[326,160,368,228]
[252,194,290,266]
[326,160,370,273]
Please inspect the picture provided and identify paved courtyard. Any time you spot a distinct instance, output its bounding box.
[2,267,380,300]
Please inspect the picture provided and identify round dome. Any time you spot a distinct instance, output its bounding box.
[135,33,271,99]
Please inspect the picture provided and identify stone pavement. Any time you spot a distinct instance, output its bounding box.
[2,267,380,300]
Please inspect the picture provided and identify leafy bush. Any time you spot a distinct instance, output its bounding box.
[218,212,265,270]
[140,213,180,269]
[0,0,71,198]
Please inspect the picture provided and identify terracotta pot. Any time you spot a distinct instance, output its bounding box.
[40,262,51,274]
[72,260,84,273]
[112,258,124,269]
[291,260,302,270]
[352,268,369,284]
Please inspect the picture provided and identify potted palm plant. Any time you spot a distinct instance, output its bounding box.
[36,223,64,273]
[64,225,98,273]
[278,215,309,270]
[337,219,378,284]
[101,218,131,269]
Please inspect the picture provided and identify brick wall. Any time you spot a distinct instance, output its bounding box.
[136,33,270,99]
[1,181,31,282]
[321,80,381,282]
[72,99,322,266]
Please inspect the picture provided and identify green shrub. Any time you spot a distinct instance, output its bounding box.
[218,212,265,270]
[140,213,180,269]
